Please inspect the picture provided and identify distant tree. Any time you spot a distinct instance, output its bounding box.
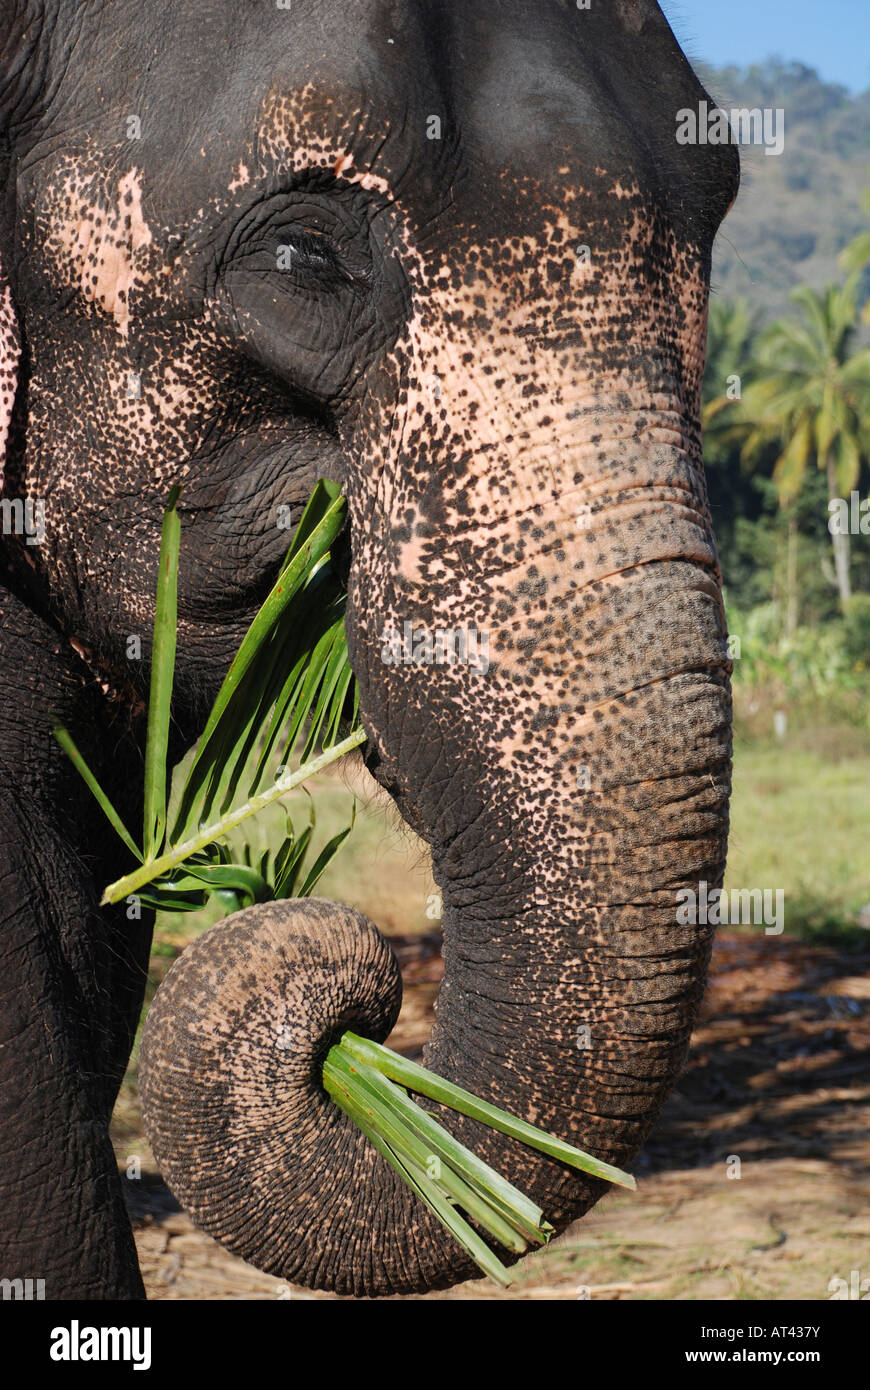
[703,298,762,444]
[702,299,772,606]
[840,184,870,325]
[736,279,870,609]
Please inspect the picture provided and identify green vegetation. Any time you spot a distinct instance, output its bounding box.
[324,1031,634,1288]
[56,481,364,916]
[727,739,870,942]
[702,121,870,945]
[739,279,870,607]
[704,270,870,718]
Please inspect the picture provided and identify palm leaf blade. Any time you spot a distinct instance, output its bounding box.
[143,484,182,859]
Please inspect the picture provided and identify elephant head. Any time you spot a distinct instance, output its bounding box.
[0,0,736,1297]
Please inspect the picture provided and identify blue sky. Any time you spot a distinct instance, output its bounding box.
[659,0,869,94]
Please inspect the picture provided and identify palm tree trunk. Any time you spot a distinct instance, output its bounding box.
[786,509,799,635]
[826,455,852,609]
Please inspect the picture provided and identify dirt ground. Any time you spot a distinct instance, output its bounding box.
[118,930,870,1301]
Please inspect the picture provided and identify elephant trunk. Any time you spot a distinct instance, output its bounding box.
[140,487,732,1297]
[140,898,474,1294]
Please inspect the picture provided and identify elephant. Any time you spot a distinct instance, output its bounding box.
[0,0,738,1299]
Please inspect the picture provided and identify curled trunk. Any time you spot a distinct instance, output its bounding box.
[141,555,731,1296]
[140,899,480,1293]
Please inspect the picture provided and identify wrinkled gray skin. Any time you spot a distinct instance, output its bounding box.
[0,0,737,1298]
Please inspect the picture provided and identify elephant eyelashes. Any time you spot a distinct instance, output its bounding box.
[278,231,361,290]
[289,230,350,271]
[218,190,374,299]
[229,231,357,296]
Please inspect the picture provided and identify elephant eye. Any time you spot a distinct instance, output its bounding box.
[276,230,357,287]
[222,225,366,304]
[213,192,380,403]
[227,228,355,296]
[215,190,375,310]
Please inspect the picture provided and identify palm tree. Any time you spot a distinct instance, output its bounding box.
[738,278,870,610]
[702,297,761,449]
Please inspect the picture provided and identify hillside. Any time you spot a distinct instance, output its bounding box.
[695,61,870,318]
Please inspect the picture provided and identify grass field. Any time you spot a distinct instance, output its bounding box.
[726,723,870,941]
[322,726,870,943]
[152,719,870,951]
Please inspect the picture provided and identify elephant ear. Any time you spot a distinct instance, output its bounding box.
[0,252,20,492]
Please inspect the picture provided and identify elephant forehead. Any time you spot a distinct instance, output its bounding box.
[255,86,399,202]
[17,0,737,301]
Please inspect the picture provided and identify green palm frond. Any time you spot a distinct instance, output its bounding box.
[836,429,862,496]
[841,232,870,275]
[55,481,364,914]
[840,347,870,391]
[702,297,762,428]
[143,485,181,860]
[739,279,869,496]
[757,319,825,373]
[772,414,814,505]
